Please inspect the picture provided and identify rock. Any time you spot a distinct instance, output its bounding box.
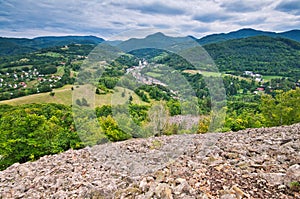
[284,164,300,189]
[261,173,285,186]
[154,183,173,199]
[220,194,237,199]
[174,178,192,195]
[139,178,148,192]
[1,123,300,198]
[17,165,30,176]
[230,185,247,199]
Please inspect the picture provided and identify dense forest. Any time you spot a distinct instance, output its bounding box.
[203,36,300,79]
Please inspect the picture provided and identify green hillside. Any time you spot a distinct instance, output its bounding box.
[203,36,300,78]
[0,36,104,56]
[198,28,300,45]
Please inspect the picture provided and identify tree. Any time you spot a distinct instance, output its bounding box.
[198,116,210,133]
[0,105,83,170]
[128,95,133,103]
[49,92,55,97]
[96,105,112,117]
[167,100,181,116]
[261,89,300,127]
[99,115,131,141]
[76,99,82,106]
[81,97,89,106]
[121,89,126,98]
[148,103,168,136]
[95,88,100,95]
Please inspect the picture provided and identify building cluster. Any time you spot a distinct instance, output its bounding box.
[244,71,262,82]
[0,68,62,92]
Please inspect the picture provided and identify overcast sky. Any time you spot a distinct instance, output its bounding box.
[0,0,300,39]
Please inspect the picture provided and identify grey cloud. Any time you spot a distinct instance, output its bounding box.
[220,1,264,12]
[154,24,171,29]
[275,0,300,15]
[193,13,233,23]
[273,20,300,31]
[236,17,267,26]
[126,2,185,15]
[192,26,211,33]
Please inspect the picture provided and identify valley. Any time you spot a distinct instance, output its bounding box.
[0,29,300,174]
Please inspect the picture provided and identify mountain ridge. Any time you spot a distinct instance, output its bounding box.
[1,28,300,56]
[0,35,104,55]
[197,28,300,44]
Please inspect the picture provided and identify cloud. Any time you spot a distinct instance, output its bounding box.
[0,0,299,39]
[236,16,267,26]
[275,0,300,15]
[193,13,234,23]
[220,0,270,12]
[125,2,185,15]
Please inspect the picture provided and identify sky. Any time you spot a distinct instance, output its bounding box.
[0,0,300,39]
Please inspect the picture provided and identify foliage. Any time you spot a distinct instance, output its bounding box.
[197,116,210,133]
[289,181,300,192]
[167,99,181,116]
[99,115,131,141]
[95,105,112,117]
[260,89,300,127]
[0,103,83,170]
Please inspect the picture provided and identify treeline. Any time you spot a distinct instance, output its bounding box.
[199,88,300,132]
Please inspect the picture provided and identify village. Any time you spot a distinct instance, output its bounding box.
[0,67,63,99]
[126,59,167,87]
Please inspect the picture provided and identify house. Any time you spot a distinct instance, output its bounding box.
[19,82,27,88]
[257,87,265,91]
[244,71,254,76]
[255,77,262,82]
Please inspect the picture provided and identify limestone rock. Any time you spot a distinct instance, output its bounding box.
[1,123,300,198]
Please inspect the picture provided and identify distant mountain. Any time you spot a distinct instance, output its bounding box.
[198,28,300,45]
[32,36,104,48]
[280,30,300,43]
[0,36,104,56]
[117,32,195,52]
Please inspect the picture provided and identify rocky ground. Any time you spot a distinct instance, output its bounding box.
[0,124,300,198]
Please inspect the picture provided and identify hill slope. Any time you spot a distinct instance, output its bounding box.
[198,28,300,45]
[1,124,299,198]
[203,35,300,77]
[0,36,104,56]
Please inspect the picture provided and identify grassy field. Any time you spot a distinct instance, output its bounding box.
[145,72,162,78]
[55,66,65,76]
[37,52,62,57]
[223,74,252,81]
[0,85,145,107]
[182,70,221,77]
[0,85,73,106]
[262,75,283,81]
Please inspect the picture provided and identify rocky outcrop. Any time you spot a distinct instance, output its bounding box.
[1,124,300,198]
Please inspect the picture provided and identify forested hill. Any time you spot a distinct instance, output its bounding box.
[203,35,300,78]
[198,28,300,45]
[0,36,104,56]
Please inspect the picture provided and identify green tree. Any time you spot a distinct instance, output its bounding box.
[99,115,131,141]
[261,89,300,126]
[167,100,181,116]
[49,92,55,97]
